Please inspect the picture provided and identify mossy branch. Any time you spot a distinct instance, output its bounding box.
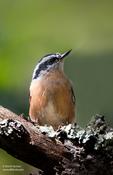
[0,106,113,175]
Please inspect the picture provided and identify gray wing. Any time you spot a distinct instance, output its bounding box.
[70,85,76,105]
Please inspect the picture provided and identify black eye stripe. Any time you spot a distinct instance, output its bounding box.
[33,57,59,79]
[47,57,58,64]
[34,63,47,79]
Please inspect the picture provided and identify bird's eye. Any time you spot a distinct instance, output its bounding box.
[55,58,58,62]
[48,58,55,65]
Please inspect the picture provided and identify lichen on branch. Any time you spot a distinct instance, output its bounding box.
[0,106,113,175]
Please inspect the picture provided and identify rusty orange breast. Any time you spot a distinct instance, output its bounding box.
[29,70,76,128]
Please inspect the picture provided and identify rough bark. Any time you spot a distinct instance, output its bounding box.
[0,106,113,175]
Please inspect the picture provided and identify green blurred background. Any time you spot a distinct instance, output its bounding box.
[0,0,113,174]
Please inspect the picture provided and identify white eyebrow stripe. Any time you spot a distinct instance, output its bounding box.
[42,55,52,62]
[40,53,60,63]
[32,65,38,79]
[32,56,54,79]
[32,53,61,79]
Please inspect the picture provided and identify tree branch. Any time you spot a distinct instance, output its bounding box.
[0,106,113,175]
[0,106,72,175]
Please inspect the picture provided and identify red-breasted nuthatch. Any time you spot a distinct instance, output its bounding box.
[29,50,75,129]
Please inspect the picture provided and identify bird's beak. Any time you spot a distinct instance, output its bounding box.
[61,49,72,59]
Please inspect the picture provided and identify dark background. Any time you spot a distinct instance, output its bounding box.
[0,0,113,174]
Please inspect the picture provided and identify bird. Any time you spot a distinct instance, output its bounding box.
[29,50,76,129]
